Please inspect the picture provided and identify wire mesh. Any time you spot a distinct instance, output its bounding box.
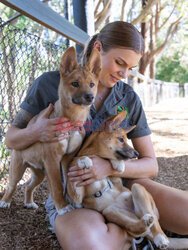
[0,18,67,190]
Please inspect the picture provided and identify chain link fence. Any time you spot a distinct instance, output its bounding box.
[0,18,67,190]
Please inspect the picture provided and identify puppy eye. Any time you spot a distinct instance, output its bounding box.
[90,82,95,88]
[72,82,79,88]
[118,137,124,143]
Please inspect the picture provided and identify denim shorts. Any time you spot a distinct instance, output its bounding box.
[45,178,131,231]
[45,194,82,231]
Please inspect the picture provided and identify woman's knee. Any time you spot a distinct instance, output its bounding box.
[54,208,130,250]
[54,209,108,250]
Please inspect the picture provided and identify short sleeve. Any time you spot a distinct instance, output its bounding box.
[20,71,59,115]
[126,93,151,139]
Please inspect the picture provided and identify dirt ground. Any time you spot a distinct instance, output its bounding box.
[0,98,187,249]
[145,98,188,190]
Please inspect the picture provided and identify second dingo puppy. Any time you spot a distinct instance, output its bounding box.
[67,111,188,249]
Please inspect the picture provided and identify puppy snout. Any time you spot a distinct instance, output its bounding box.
[115,148,139,160]
[134,150,139,158]
[128,149,139,159]
[84,93,94,103]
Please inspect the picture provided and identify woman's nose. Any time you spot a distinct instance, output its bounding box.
[118,69,129,78]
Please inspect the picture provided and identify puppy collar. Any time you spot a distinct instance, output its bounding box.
[86,177,113,199]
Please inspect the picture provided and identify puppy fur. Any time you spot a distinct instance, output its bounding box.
[0,47,101,215]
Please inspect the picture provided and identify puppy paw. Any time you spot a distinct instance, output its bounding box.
[77,156,93,169]
[0,200,10,208]
[110,160,125,172]
[142,213,154,227]
[58,204,74,215]
[154,234,169,249]
[24,202,38,209]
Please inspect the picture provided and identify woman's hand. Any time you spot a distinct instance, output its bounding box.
[28,104,75,143]
[68,155,113,186]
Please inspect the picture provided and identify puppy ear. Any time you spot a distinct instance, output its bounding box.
[110,112,136,133]
[86,49,102,78]
[100,111,128,131]
[123,125,136,134]
[109,111,128,124]
[60,47,78,76]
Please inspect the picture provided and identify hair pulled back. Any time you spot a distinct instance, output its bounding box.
[81,21,144,66]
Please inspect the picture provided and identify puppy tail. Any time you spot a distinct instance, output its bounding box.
[168,237,188,249]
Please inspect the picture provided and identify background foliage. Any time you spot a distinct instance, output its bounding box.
[1,0,187,83]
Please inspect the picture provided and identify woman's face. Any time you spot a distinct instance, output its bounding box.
[94,42,142,88]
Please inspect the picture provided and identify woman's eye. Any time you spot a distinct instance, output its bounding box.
[118,137,124,143]
[115,60,123,65]
[90,82,95,88]
[72,82,79,88]
[129,68,133,71]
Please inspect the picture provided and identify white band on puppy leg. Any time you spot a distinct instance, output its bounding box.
[0,200,10,208]
[58,204,74,215]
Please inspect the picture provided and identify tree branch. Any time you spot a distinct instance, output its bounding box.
[131,0,160,25]
[95,0,112,30]
[94,0,103,18]
[145,17,181,67]
[95,0,111,19]
[120,0,127,21]
[156,0,179,33]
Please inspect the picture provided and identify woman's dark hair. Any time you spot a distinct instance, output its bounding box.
[81,21,144,66]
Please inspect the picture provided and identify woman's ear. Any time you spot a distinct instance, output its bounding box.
[93,41,102,52]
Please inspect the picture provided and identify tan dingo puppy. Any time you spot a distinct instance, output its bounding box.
[0,47,101,215]
[68,111,188,249]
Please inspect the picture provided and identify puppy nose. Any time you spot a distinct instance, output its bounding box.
[84,93,94,103]
[134,150,139,158]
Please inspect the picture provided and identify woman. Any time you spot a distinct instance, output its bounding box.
[5,21,188,250]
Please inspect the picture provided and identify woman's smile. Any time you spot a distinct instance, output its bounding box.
[110,74,120,83]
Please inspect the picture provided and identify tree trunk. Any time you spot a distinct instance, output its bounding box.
[64,0,71,47]
[149,15,155,78]
[73,0,95,61]
[139,0,181,76]
[139,0,149,76]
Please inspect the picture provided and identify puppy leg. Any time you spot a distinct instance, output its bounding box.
[24,167,45,209]
[44,156,67,215]
[67,156,92,206]
[103,202,148,237]
[0,151,25,208]
[111,159,125,172]
[131,183,155,224]
[131,183,169,249]
[149,195,169,249]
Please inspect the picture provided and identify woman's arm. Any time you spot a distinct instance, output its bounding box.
[5,105,69,151]
[5,109,36,150]
[68,135,158,186]
[113,135,158,179]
